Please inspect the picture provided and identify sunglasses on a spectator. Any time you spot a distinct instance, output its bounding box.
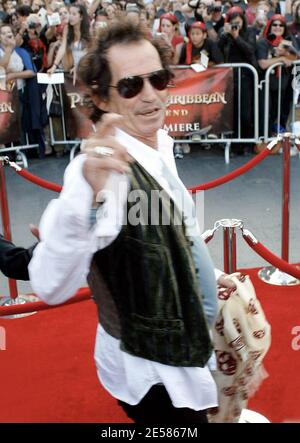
[272,23,284,27]
[109,69,173,99]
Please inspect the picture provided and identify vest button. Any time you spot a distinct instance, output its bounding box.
[195,268,199,274]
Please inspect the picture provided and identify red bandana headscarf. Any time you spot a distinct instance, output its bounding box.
[27,38,48,70]
[263,14,286,47]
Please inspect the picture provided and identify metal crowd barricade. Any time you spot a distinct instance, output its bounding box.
[263,59,300,149]
[0,136,37,169]
[7,61,300,167]
[263,61,283,142]
[0,76,81,168]
[172,63,259,164]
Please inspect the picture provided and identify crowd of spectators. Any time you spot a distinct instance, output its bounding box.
[1,0,300,157]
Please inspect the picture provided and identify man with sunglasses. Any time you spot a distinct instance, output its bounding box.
[29,19,234,424]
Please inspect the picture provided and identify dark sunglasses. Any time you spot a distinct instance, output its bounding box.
[272,23,284,27]
[109,69,173,99]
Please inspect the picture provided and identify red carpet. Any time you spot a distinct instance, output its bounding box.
[0,267,300,423]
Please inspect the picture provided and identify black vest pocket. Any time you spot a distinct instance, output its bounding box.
[131,313,184,333]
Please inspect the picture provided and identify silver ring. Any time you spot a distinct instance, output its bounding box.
[94,146,114,157]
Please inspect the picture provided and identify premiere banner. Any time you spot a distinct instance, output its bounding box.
[164,67,234,137]
[0,88,21,145]
[63,74,94,139]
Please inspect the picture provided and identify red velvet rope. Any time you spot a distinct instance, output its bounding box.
[243,234,300,280]
[0,288,91,317]
[12,148,271,195]
[15,168,62,193]
[188,148,271,193]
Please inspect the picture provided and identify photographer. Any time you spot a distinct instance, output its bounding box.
[218,6,257,154]
[21,14,47,72]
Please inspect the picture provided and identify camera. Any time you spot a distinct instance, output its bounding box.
[230,23,239,31]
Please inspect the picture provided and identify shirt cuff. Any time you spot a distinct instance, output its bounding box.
[214,268,224,281]
[60,153,94,227]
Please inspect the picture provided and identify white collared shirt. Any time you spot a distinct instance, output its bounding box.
[29,128,218,410]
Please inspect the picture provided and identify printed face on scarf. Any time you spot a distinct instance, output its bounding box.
[271,21,285,37]
[190,28,207,48]
[97,40,168,145]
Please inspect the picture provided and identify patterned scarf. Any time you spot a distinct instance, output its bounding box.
[209,273,271,423]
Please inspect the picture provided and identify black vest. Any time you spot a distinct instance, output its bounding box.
[88,161,213,367]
